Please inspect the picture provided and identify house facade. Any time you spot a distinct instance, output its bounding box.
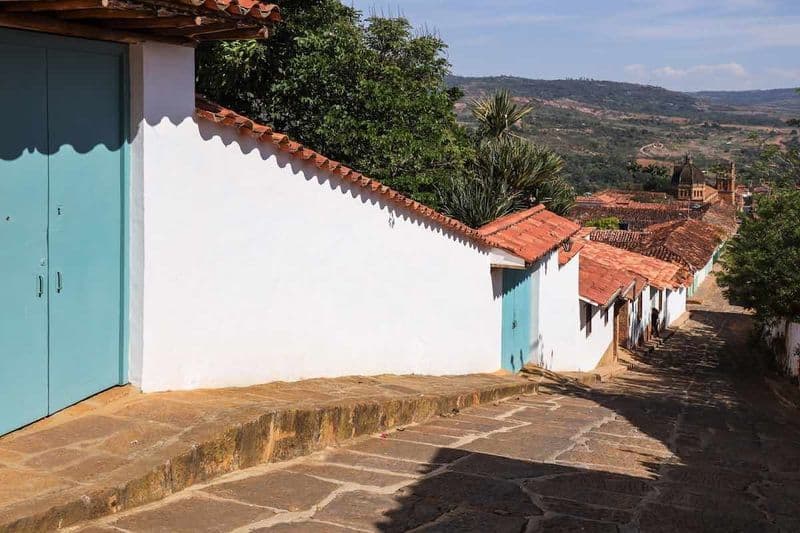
[580,240,687,347]
[477,206,584,373]
[578,257,636,370]
[0,2,532,435]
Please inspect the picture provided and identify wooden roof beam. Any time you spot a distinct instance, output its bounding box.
[195,25,268,40]
[158,20,237,35]
[0,11,195,46]
[0,0,111,12]
[58,8,165,19]
[104,15,204,29]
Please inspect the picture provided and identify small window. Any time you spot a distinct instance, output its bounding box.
[604,308,609,325]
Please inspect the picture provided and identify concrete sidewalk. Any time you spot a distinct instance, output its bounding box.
[0,374,538,532]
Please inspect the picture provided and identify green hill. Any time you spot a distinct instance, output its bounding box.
[446,76,799,192]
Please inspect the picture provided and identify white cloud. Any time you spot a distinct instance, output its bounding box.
[650,63,749,79]
[623,63,757,91]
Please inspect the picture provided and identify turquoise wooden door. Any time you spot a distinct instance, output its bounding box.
[500,268,532,372]
[47,46,125,412]
[0,29,126,433]
[0,42,50,435]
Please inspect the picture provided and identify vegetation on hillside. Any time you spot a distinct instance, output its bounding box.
[449,77,799,193]
[749,89,800,188]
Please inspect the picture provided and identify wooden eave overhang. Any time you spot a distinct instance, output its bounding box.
[0,0,280,46]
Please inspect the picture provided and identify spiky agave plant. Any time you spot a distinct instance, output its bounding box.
[470,89,533,141]
[438,90,575,226]
[436,172,521,229]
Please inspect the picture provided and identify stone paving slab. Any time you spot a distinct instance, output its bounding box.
[0,374,537,532]
[68,273,800,533]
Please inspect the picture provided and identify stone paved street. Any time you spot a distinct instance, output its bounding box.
[74,274,800,532]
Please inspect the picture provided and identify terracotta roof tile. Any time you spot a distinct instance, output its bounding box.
[195,97,504,251]
[579,257,636,307]
[558,237,585,266]
[581,240,687,290]
[478,206,580,264]
[591,219,727,273]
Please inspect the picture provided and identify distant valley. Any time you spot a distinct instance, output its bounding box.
[446,76,799,192]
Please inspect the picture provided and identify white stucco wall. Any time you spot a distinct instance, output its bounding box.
[765,320,800,378]
[128,42,506,391]
[536,252,604,372]
[628,289,652,347]
[575,301,615,372]
[787,323,800,377]
[665,287,687,328]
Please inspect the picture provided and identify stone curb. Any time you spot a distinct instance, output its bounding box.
[1,381,538,532]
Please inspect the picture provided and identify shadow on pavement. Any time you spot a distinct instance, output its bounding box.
[362,308,800,532]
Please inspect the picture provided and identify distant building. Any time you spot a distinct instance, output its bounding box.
[570,156,741,232]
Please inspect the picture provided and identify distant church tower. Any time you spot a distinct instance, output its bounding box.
[673,154,707,202]
[716,161,736,204]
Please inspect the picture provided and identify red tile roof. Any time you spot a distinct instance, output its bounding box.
[641,219,726,271]
[588,229,646,251]
[581,240,687,290]
[477,206,581,264]
[172,0,279,20]
[558,237,585,266]
[700,202,738,237]
[579,257,636,308]
[195,97,504,250]
[590,219,726,273]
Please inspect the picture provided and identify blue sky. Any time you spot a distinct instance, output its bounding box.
[347,0,800,92]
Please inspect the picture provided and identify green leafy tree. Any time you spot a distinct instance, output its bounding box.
[438,91,575,226]
[718,189,800,323]
[196,1,469,206]
[626,160,672,192]
[584,216,621,230]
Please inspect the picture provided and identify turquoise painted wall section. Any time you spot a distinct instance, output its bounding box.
[0,29,127,433]
[501,268,534,372]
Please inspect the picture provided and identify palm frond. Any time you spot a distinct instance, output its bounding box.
[470,90,533,140]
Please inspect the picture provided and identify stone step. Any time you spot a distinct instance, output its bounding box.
[0,375,538,532]
[522,362,628,387]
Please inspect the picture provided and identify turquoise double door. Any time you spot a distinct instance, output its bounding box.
[500,267,538,372]
[0,29,127,435]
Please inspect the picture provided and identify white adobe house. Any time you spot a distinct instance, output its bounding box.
[577,256,639,371]
[0,1,531,436]
[580,241,688,348]
[477,207,610,373]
